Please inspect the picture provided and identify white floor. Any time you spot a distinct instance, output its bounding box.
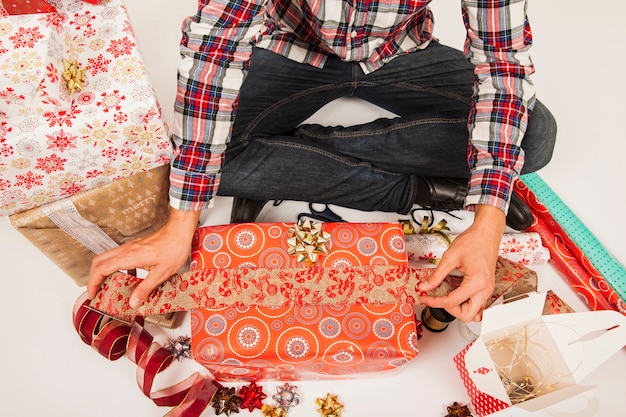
[1,1,625,416]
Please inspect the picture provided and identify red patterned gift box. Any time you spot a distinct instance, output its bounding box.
[189,222,421,381]
[0,0,171,216]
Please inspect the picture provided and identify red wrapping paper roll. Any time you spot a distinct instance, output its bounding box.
[514,180,625,314]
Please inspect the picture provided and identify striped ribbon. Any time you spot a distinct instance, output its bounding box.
[72,293,220,416]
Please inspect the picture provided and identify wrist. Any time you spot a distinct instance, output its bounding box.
[472,204,506,236]
[163,207,202,238]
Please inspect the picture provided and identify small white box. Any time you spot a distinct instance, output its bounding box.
[454,292,626,416]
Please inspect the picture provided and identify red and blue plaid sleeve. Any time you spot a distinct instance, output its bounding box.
[169,0,266,211]
[461,0,535,213]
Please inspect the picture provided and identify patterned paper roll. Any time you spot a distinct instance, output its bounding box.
[405,232,550,267]
[520,173,626,300]
[514,180,625,314]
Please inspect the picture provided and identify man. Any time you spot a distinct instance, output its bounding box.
[88,0,556,322]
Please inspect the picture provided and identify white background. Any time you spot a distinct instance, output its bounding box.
[1,1,625,416]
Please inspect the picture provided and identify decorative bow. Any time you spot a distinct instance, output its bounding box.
[62,59,86,95]
[287,219,330,264]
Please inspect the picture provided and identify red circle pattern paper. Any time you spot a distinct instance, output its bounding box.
[191,302,419,381]
[190,222,420,380]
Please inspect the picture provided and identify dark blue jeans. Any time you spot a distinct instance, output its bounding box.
[218,42,557,214]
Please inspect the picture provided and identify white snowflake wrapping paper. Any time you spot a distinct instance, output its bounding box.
[0,0,172,216]
[406,232,551,267]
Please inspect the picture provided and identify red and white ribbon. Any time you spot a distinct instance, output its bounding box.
[72,293,221,416]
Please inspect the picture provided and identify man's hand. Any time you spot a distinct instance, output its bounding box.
[87,208,202,308]
[418,204,506,322]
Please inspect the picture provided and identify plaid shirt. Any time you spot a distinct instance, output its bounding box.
[170,0,535,213]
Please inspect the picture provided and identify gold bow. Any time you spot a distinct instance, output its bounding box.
[62,59,86,95]
[315,393,344,417]
[287,219,330,265]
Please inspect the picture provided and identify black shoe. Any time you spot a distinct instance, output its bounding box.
[415,177,467,211]
[415,177,533,230]
[230,197,269,223]
[505,192,534,230]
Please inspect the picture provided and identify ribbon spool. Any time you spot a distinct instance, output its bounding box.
[421,306,456,332]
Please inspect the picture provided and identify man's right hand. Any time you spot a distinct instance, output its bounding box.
[87,207,202,308]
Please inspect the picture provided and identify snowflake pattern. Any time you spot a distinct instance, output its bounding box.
[97,89,125,112]
[106,36,135,58]
[86,53,111,74]
[2,50,43,84]
[43,104,82,127]
[35,153,67,174]
[0,178,11,191]
[15,171,44,190]
[0,138,14,158]
[46,129,78,152]
[405,232,550,267]
[16,138,41,157]
[0,0,171,215]
[9,26,44,49]
[11,158,30,170]
[111,56,144,85]
[69,10,96,32]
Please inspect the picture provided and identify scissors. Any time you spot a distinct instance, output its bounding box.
[297,203,345,223]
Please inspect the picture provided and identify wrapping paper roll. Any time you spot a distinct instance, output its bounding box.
[405,232,550,267]
[515,180,625,314]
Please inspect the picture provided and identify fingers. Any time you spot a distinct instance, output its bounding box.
[87,239,159,299]
[426,295,485,323]
[87,244,135,299]
[419,258,493,322]
[128,268,170,308]
[418,254,457,293]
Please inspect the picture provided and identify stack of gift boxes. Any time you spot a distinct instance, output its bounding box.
[1,0,172,286]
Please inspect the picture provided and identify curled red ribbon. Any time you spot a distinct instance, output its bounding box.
[72,293,221,416]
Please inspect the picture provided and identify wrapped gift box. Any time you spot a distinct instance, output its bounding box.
[190,222,409,271]
[9,164,170,286]
[190,222,420,380]
[190,302,420,381]
[0,0,171,216]
[454,292,626,416]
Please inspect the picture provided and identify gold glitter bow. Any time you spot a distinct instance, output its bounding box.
[315,393,344,417]
[62,59,86,95]
[287,219,330,264]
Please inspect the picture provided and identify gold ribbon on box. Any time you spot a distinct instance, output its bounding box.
[90,257,537,321]
[418,216,452,246]
[62,58,86,95]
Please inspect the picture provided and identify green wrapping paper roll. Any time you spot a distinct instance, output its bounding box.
[521,173,626,299]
